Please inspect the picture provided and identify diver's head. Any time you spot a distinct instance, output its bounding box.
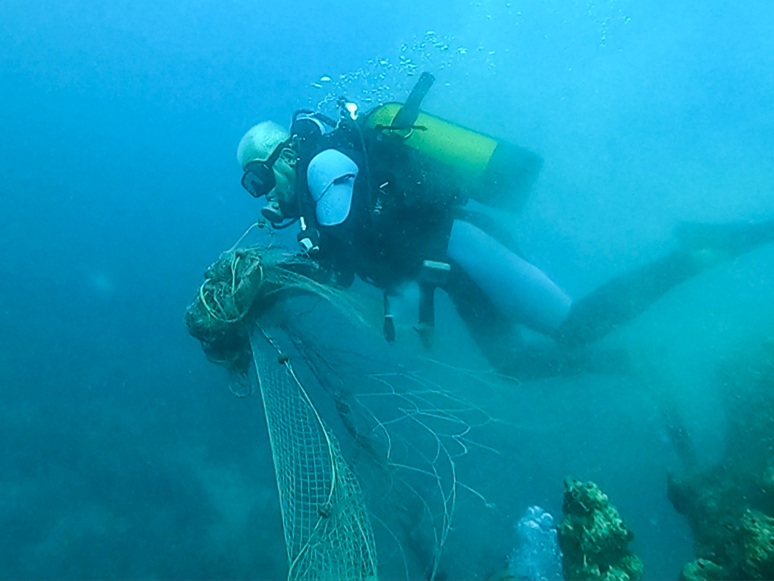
[237,121,297,223]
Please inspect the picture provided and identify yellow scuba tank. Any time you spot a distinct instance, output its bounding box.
[363,74,543,212]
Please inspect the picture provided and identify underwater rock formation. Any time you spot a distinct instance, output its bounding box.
[674,508,774,581]
[739,509,774,579]
[678,558,725,581]
[668,340,774,580]
[557,478,644,581]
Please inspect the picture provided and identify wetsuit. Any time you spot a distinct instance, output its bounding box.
[297,122,574,371]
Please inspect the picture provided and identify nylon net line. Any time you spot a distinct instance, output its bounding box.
[277,314,501,580]
[186,245,502,579]
[249,327,378,581]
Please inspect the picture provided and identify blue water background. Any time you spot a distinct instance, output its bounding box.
[2,0,773,578]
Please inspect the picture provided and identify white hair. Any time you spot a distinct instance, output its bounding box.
[236,121,290,168]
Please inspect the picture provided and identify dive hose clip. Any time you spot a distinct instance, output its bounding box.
[416,260,451,349]
[297,217,320,255]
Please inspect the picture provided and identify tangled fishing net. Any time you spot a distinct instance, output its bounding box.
[185,245,358,377]
[186,243,498,580]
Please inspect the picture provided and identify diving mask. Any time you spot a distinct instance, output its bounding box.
[240,138,292,199]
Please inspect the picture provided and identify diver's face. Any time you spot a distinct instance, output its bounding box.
[267,150,297,215]
[270,164,295,210]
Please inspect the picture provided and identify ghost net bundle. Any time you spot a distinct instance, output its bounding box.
[186,245,498,580]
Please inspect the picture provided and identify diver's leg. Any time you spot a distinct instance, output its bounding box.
[455,202,526,258]
[556,217,774,348]
[444,264,629,379]
[443,266,524,372]
[444,219,644,378]
[676,217,774,259]
[445,220,572,335]
[444,219,589,377]
[555,250,702,347]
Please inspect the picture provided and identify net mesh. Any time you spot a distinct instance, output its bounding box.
[279,317,501,580]
[186,244,502,579]
[250,327,378,581]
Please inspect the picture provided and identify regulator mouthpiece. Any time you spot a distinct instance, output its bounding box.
[261,200,284,223]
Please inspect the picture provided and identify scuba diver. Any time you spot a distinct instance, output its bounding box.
[236,73,774,380]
